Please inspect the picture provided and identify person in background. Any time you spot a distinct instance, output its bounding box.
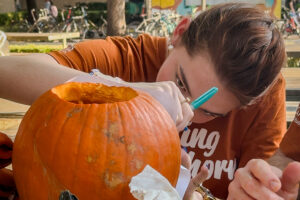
[44,0,51,11]
[44,0,57,18]
[49,0,58,18]
[0,3,288,199]
[286,0,300,26]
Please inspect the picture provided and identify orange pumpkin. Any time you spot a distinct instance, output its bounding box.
[12,82,181,200]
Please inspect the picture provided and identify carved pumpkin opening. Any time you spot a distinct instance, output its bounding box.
[52,82,138,104]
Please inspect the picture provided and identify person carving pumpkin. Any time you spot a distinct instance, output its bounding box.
[0,3,294,199]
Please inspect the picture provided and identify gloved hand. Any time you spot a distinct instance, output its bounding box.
[67,70,194,132]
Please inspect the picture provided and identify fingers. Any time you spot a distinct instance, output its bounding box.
[183,166,208,200]
[181,148,191,169]
[172,82,193,131]
[234,167,283,200]
[281,161,300,194]
[246,159,281,192]
[177,101,194,131]
[228,180,255,200]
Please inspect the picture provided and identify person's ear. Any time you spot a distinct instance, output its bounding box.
[171,17,191,46]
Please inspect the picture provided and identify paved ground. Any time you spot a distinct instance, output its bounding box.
[0,98,29,141]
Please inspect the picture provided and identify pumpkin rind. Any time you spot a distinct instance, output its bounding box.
[12,82,181,200]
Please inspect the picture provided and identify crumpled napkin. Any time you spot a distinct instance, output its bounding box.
[129,165,182,200]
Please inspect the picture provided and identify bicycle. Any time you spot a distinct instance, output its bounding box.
[58,3,102,39]
[59,5,80,33]
[135,11,181,37]
[27,8,57,33]
[98,14,107,38]
[276,6,300,38]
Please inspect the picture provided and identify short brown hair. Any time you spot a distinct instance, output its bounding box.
[181,3,286,105]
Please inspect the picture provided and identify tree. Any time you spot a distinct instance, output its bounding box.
[107,0,126,36]
[25,0,37,24]
[145,0,152,18]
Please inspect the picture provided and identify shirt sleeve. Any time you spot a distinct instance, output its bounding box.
[48,34,167,82]
[238,75,287,167]
[280,104,300,161]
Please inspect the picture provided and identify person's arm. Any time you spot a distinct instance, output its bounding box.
[268,150,300,200]
[268,149,294,170]
[0,54,85,105]
[290,0,296,13]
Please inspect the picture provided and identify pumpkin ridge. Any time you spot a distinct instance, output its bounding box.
[138,93,181,185]
[48,104,80,185]
[115,104,128,197]
[114,104,126,197]
[14,94,61,199]
[47,102,74,168]
[71,103,92,190]
[42,101,82,191]
[127,97,158,167]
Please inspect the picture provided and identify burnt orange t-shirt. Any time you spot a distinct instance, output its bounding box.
[48,34,287,199]
[280,104,300,161]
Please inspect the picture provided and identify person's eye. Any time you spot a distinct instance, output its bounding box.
[200,109,217,118]
[175,74,187,92]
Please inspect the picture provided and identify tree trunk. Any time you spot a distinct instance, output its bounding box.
[107,0,126,36]
[25,0,37,24]
[145,0,152,18]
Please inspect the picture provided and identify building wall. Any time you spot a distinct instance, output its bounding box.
[0,0,16,13]
[41,0,107,9]
[0,0,107,13]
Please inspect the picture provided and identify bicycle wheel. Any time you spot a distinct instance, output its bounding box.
[147,21,168,37]
[38,19,55,33]
[98,22,107,38]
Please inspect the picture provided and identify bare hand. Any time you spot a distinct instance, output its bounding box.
[277,162,300,200]
[183,166,209,200]
[227,159,300,200]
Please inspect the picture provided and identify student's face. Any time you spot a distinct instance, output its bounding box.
[156,45,241,123]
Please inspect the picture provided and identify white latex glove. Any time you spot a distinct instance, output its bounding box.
[67,70,194,132]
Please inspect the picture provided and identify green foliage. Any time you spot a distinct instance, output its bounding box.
[0,11,29,32]
[87,2,107,11]
[9,44,63,53]
[0,11,28,26]
[287,57,300,68]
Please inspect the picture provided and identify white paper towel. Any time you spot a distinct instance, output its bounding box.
[175,165,191,198]
[129,165,192,200]
[129,165,181,200]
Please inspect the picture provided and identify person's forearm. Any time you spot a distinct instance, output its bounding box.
[0,54,85,105]
[268,149,294,170]
[290,2,296,13]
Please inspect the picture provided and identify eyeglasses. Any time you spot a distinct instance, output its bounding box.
[175,65,226,118]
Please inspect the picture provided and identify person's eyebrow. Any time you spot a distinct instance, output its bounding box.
[199,108,226,118]
[179,65,192,96]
